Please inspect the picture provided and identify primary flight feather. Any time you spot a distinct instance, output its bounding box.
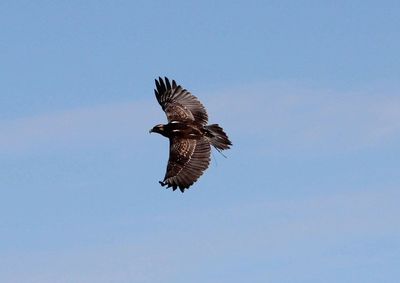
[150,77,232,192]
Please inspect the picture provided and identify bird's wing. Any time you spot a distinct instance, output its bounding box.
[160,137,211,192]
[154,77,208,125]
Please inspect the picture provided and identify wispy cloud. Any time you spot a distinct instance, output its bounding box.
[0,100,160,154]
[1,187,398,282]
[204,83,400,154]
[1,82,399,155]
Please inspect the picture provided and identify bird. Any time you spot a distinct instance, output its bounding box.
[150,77,232,192]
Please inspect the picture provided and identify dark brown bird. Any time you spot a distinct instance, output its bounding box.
[150,77,232,192]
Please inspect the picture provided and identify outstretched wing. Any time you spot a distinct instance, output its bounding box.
[154,77,208,125]
[160,137,211,192]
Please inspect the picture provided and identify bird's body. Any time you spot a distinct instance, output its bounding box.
[150,77,232,192]
[151,121,203,139]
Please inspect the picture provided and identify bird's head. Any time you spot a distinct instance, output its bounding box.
[149,124,165,135]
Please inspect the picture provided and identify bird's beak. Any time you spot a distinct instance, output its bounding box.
[149,128,153,134]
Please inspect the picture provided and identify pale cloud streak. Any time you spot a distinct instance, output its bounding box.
[1,83,399,155]
[0,100,160,154]
[1,187,398,283]
[204,83,400,154]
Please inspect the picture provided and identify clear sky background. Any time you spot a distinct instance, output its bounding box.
[1,1,399,282]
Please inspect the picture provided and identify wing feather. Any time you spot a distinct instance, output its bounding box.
[154,77,208,124]
[161,137,211,192]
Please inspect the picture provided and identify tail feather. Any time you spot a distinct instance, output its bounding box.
[205,124,232,151]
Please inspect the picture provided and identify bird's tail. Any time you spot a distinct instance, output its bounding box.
[205,124,232,152]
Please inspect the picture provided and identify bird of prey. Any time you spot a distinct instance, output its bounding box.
[150,77,232,192]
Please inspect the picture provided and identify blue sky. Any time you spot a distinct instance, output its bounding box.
[1,1,399,282]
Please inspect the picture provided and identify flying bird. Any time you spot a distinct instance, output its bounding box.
[150,77,232,192]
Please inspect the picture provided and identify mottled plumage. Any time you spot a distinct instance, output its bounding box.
[150,77,232,192]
